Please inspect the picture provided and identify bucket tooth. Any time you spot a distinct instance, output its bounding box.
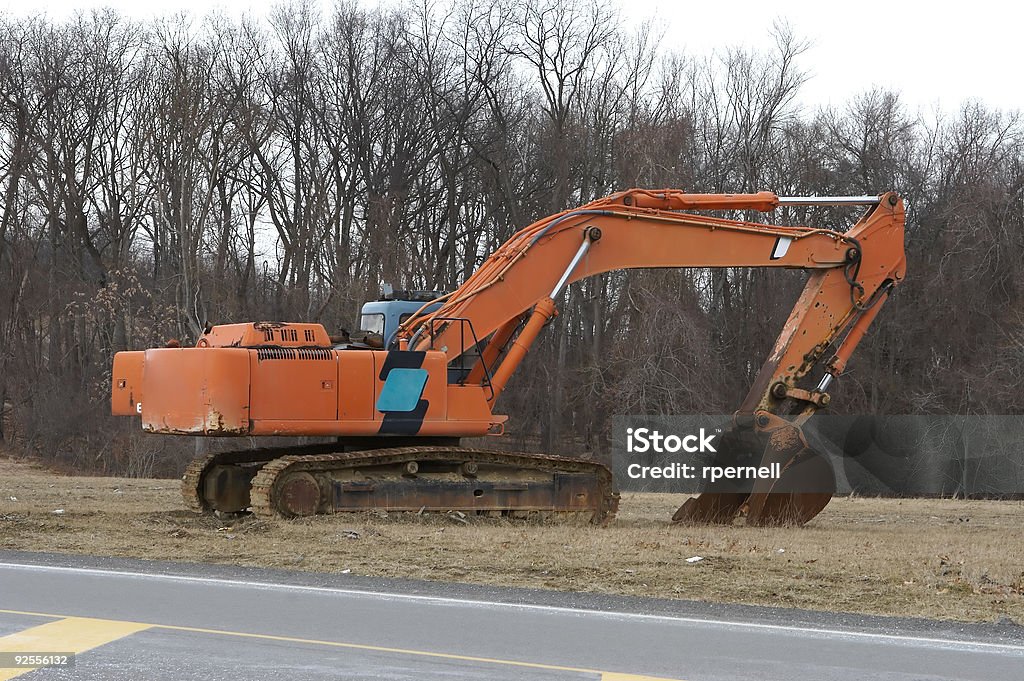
[671,493,746,524]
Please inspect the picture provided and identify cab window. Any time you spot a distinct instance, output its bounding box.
[360,313,385,336]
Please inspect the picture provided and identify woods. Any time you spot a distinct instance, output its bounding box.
[1,0,1022,477]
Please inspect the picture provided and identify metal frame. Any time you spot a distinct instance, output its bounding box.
[426,316,495,400]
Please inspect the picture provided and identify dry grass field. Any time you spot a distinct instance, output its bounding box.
[1,456,1021,623]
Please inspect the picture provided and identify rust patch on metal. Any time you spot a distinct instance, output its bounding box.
[206,408,249,435]
[277,472,322,516]
[768,426,802,452]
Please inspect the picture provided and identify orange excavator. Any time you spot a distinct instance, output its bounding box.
[111,189,905,526]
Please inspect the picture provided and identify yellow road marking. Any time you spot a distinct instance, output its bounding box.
[0,608,684,680]
[0,616,151,680]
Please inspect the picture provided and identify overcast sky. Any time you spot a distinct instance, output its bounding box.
[8,0,1019,115]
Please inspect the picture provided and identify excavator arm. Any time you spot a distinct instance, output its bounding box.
[399,189,906,525]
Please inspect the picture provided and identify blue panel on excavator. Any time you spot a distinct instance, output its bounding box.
[376,368,429,412]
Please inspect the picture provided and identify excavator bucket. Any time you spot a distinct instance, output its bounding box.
[673,414,835,526]
[671,425,761,524]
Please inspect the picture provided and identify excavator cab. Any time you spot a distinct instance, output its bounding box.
[358,287,445,348]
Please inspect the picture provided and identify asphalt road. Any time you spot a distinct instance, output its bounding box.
[0,552,1022,680]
